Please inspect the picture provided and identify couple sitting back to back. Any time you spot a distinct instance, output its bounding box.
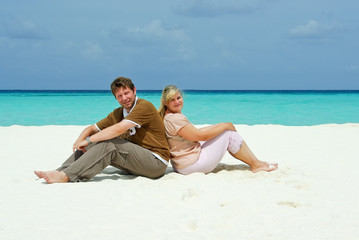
[35,77,277,184]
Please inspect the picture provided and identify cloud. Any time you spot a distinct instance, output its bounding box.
[106,20,194,61]
[1,16,49,40]
[349,65,359,71]
[289,20,333,39]
[81,41,104,60]
[115,20,191,45]
[172,0,262,17]
[159,44,196,61]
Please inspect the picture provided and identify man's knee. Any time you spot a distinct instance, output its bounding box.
[130,161,167,179]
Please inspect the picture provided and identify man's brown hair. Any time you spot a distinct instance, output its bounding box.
[110,77,135,96]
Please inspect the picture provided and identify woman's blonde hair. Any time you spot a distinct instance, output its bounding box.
[158,85,183,119]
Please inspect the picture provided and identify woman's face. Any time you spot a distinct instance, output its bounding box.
[165,91,183,114]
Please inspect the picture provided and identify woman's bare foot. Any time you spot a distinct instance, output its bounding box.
[34,170,69,184]
[251,161,278,173]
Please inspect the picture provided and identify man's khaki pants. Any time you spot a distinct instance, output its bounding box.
[57,137,167,182]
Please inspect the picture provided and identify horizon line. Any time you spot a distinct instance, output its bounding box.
[1,89,359,92]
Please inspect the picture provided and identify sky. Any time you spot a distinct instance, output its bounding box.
[0,0,358,90]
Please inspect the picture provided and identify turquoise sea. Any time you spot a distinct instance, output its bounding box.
[0,90,359,126]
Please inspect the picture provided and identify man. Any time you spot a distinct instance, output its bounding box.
[35,77,170,183]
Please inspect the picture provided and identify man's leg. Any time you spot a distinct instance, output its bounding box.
[110,138,167,179]
[34,149,85,180]
[35,142,118,183]
[62,140,119,182]
[36,138,167,183]
[56,149,85,171]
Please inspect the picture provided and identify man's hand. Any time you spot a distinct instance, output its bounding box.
[72,125,99,152]
[73,139,89,152]
[72,120,137,152]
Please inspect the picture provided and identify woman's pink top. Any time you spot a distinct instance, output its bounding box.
[163,113,201,169]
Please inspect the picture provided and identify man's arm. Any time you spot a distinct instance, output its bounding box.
[89,120,136,143]
[75,120,136,151]
[73,124,99,152]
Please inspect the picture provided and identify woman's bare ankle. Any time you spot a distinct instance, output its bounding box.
[251,161,278,173]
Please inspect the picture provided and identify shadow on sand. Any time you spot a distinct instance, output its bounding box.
[212,163,251,173]
[91,168,138,181]
[91,163,250,182]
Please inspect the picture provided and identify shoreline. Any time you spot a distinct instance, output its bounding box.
[1,124,358,239]
[1,122,359,127]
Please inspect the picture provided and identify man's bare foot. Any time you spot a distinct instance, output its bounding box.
[34,170,69,184]
[34,170,45,179]
[252,161,278,173]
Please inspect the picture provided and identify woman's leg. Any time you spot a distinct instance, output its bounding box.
[177,130,278,175]
[177,131,238,174]
[230,140,278,173]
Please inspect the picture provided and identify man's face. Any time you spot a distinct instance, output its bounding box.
[114,86,137,112]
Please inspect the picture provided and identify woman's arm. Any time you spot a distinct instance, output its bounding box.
[178,122,236,142]
[198,124,236,132]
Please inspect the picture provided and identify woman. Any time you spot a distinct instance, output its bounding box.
[158,85,278,175]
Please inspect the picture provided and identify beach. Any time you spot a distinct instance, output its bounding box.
[1,124,358,240]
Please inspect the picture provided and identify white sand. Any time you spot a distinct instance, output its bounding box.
[1,124,359,240]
